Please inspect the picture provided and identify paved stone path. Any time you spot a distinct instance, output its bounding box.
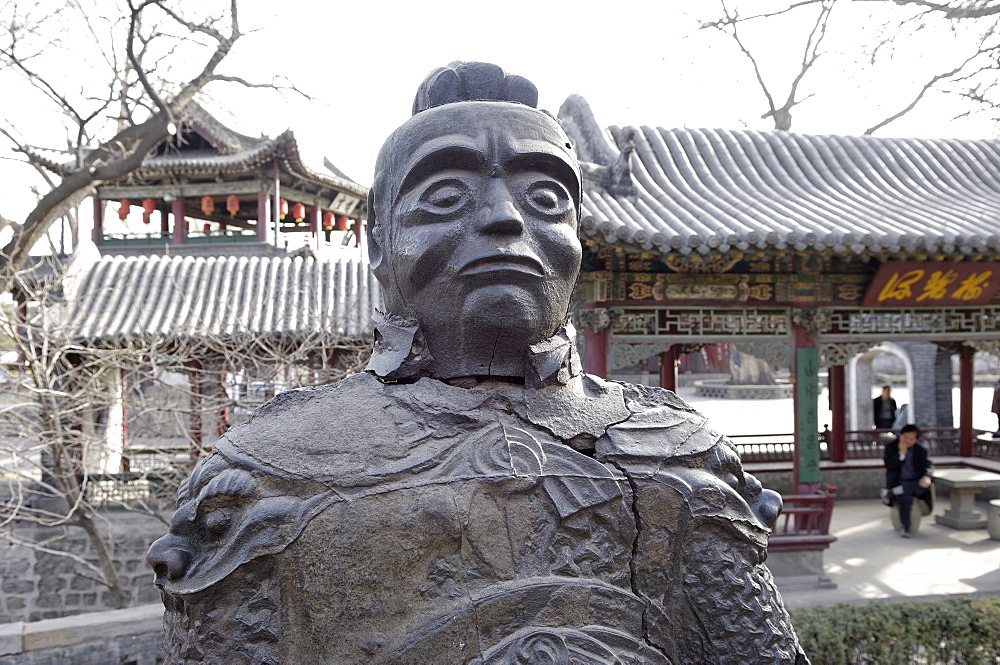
[776,498,1000,608]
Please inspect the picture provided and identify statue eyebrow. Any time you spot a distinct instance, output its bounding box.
[398,146,486,197]
[505,152,578,186]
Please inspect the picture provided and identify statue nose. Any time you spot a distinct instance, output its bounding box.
[147,535,191,585]
[755,488,783,529]
[476,179,525,235]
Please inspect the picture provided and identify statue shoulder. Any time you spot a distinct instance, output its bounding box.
[604,377,698,414]
[595,377,728,462]
[216,373,397,474]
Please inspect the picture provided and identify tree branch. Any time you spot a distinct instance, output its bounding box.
[888,0,1000,20]
[864,40,991,133]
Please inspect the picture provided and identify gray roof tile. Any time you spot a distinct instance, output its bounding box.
[561,96,1000,256]
[54,253,380,345]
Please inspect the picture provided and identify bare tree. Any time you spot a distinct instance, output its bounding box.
[0,262,370,613]
[0,0,295,291]
[702,0,836,131]
[701,0,1000,133]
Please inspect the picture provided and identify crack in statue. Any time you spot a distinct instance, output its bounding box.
[148,62,810,665]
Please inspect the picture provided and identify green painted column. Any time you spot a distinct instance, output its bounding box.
[796,347,820,485]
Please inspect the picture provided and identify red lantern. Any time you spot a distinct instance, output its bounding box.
[141,199,155,225]
[117,199,130,221]
[336,215,350,231]
[322,211,334,230]
[291,202,306,222]
[200,196,215,216]
[279,199,289,220]
[226,195,240,216]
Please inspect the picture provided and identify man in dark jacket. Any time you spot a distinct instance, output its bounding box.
[884,424,933,537]
[874,385,898,429]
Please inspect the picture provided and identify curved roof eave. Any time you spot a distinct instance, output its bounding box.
[560,97,1000,258]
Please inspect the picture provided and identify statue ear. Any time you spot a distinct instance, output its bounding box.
[366,189,384,273]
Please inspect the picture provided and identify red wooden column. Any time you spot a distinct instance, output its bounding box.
[308,205,320,248]
[257,191,269,242]
[828,364,846,462]
[91,198,104,245]
[352,219,363,248]
[583,306,608,378]
[959,344,974,457]
[272,159,281,244]
[160,207,170,237]
[659,346,678,392]
[171,198,185,245]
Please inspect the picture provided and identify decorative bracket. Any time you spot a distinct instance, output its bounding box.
[818,342,879,366]
[610,342,674,371]
[576,307,612,333]
[791,308,830,334]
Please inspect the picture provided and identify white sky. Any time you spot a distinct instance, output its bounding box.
[218,0,998,186]
[2,0,997,231]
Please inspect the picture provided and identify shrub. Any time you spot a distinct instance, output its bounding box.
[790,597,1000,664]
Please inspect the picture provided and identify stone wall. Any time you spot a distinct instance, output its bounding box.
[752,465,884,499]
[900,341,952,430]
[933,346,955,429]
[0,513,165,624]
[0,604,162,665]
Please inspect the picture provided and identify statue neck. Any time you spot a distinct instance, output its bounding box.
[422,325,529,380]
[366,312,580,387]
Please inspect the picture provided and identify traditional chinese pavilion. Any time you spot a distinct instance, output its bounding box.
[19,104,379,487]
[560,95,1000,490]
[28,102,368,255]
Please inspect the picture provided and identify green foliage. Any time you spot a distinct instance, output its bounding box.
[790,597,1000,664]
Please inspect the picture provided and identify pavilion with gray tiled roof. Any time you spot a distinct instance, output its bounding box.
[51,250,380,349]
[27,246,382,478]
[559,95,1000,482]
[560,94,1000,259]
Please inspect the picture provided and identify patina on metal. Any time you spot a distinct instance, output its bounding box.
[148,61,810,665]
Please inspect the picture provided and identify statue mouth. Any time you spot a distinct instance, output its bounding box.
[459,254,544,277]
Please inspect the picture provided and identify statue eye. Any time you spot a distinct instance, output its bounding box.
[202,508,234,535]
[525,181,572,216]
[418,180,471,215]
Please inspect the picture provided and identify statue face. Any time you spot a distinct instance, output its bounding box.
[372,102,582,347]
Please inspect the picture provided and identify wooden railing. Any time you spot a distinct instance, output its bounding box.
[82,470,182,509]
[841,427,963,459]
[81,446,188,509]
[732,427,1000,463]
[728,433,801,463]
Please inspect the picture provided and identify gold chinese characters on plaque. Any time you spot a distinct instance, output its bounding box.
[862,262,1000,307]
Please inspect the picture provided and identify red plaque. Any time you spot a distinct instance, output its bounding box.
[862,262,1000,307]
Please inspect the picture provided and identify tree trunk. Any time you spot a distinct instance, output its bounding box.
[76,513,128,608]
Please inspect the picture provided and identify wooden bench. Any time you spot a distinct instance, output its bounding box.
[765,486,838,587]
[767,487,838,553]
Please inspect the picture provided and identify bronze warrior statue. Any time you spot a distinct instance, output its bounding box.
[148,62,810,665]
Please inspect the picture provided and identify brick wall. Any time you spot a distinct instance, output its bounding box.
[0,513,165,624]
[0,604,163,665]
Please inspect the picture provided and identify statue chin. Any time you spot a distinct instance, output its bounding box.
[415,286,567,371]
